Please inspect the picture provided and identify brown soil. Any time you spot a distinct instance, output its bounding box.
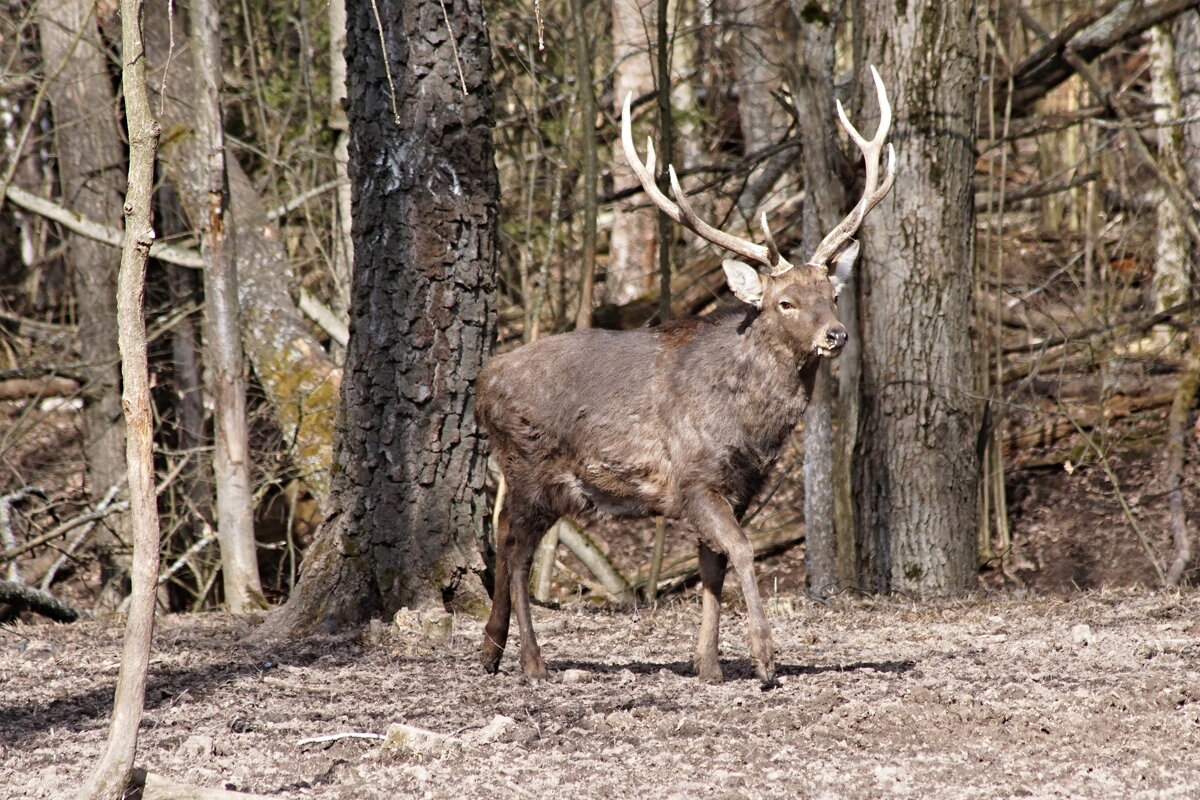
[3,590,1199,799]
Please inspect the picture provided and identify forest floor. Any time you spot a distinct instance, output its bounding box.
[3,589,1199,799]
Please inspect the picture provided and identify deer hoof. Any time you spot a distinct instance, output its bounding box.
[481,641,504,674]
[694,655,724,684]
[520,651,548,681]
[755,662,778,689]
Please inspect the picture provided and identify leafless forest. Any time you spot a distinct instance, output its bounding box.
[1,0,1199,796]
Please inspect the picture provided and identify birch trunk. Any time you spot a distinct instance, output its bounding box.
[143,2,341,513]
[609,0,658,306]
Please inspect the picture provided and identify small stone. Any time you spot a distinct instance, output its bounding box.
[1070,624,1093,646]
[463,714,519,745]
[393,608,454,643]
[21,641,56,662]
[382,723,457,756]
[180,734,214,759]
[559,668,589,684]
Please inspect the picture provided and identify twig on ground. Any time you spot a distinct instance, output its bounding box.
[632,526,804,595]
[296,731,385,747]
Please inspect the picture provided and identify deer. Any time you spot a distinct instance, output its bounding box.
[476,67,895,686]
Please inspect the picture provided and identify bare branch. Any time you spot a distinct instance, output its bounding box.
[1002,0,1200,117]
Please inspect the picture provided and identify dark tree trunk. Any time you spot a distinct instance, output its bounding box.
[255,0,498,636]
[852,0,980,595]
[40,0,131,609]
[340,0,497,614]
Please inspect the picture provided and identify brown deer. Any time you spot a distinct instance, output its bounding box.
[477,67,895,685]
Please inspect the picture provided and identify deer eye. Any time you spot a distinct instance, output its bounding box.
[778,300,795,311]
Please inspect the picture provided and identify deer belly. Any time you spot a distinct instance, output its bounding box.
[556,468,660,518]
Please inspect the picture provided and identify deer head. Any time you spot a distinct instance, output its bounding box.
[621,65,895,358]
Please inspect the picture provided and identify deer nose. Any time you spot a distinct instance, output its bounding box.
[825,326,848,351]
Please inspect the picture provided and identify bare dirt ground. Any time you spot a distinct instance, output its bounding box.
[3,589,1199,799]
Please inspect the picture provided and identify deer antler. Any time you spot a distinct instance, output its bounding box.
[805,65,896,270]
[621,67,895,278]
[621,94,793,276]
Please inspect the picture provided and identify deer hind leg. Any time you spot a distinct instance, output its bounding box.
[482,509,514,673]
[694,541,728,683]
[482,499,553,679]
[686,489,776,686]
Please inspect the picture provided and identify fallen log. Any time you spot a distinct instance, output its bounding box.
[632,525,804,595]
[1003,391,1176,458]
[0,579,81,622]
[134,769,274,800]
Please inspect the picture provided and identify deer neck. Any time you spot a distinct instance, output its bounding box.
[712,309,822,443]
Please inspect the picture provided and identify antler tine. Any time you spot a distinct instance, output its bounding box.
[806,66,897,271]
[759,213,785,275]
[621,93,785,273]
[621,93,680,224]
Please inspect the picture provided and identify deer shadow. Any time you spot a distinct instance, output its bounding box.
[546,657,917,681]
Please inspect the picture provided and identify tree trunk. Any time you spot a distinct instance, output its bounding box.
[1178,10,1200,206]
[609,0,658,306]
[39,0,131,611]
[790,0,852,598]
[143,2,341,514]
[852,0,979,595]
[255,0,498,637]
[572,0,599,329]
[330,0,354,330]
[730,0,790,218]
[75,0,161,794]
[191,0,265,613]
[1149,23,1189,339]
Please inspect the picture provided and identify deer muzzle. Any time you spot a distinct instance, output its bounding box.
[816,325,848,357]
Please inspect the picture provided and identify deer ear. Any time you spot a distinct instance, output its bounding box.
[829,240,860,298]
[722,259,765,308]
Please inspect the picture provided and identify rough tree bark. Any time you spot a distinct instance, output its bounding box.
[852,0,979,595]
[75,0,161,793]
[254,0,498,637]
[39,0,131,610]
[191,0,265,612]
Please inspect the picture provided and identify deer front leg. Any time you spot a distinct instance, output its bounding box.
[694,542,727,683]
[686,490,776,686]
